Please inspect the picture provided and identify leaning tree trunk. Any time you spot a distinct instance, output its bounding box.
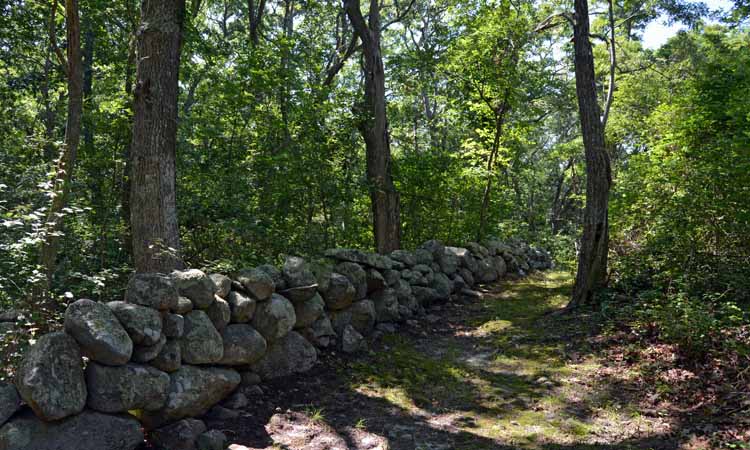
[129,0,186,273]
[37,0,83,298]
[569,0,612,308]
[344,0,401,254]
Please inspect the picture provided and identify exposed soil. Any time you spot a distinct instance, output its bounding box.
[207,272,744,450]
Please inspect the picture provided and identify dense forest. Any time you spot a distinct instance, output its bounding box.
[0,0,748,447]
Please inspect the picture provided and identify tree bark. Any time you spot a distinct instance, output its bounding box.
[569,0,612,308]
[37,0,83,298]
[344,0,401,253]
[129,0,186,273]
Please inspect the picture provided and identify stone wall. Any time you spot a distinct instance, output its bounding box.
[0,239,552,450]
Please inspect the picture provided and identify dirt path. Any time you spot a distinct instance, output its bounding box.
[210,272,685,450]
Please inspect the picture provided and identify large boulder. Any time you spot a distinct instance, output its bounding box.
[226,290,257,323]
[250,331,316,380]
[141,366,240,428]
[420,240,445,258]
[209,274,232,299]
[256,264,285,291]
[65,299,133,366]
[180,311,223,364]
[205,296,230,331]
[219,325,267,365]
[466,242,489,258]
[235,268,275,301]
[173,296,194,315]
[436,250,458,276]
[171,269,217,309]
[473,258,498,283]
[414,249,433,265]
[0,384,21,427]
[371,289,400,322]
[320,272,356,310]
[303,314,337,348]
[293,293,325,329]
[329,300,376,336]
[107,301,162,346]
[334,262,367,300]
[251,294,296,342]
[86,362,169,413]
[366,269,386,293]
[150,418,207,450]
[0,409,143,450]
[125,273,178,311]
[15,332,86,421]
[151,339,182,373]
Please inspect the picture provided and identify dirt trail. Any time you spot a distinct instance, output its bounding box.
[210,272,683,450]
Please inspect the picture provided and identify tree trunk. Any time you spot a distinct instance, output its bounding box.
[344,0,401,254]
[569,0,612,308]
[37,0,83,298]
[129,0,186,273]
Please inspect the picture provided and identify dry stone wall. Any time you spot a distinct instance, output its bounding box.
[0,239,552,450]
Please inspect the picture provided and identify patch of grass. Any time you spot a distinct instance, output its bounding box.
[303,405,326,423]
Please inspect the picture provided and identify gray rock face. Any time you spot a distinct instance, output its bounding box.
[250,331,316,380]
[132,334,166,363]
[65,299,133,366]
[412,286,439,305]
[293,293,325,329]
[151,339,182,373]
[321,272,355,310]
[420,239,445,258]
[209,274,232,299]
[107,301,162,345]
[325,248,393,270]
[334,262,367,300]
[341,325,363,354]
[278,284,318,304]
[15,332,86,421]
[492,255,507,278]
[142,366,240,428]
[0,409,143,450]
[431,272,453,300]
[414,249,433,265]
[382,269,401,286]
[251,294,296,342]
[149,418,207,450]
[466,242,489,258]
[474,258,498,283]
[163,313,184,338]
[180,311,223,364]
[171,269,217,309]
[226,290,257,323]
[282,256,317,288]
[86,362,169,413]
[236,268,275,301]
[0,384,21,427]
[366,269,386,293]
[206,296,231,331]
[330,300,376,336]
[458,268,475,287]
[389,250,416,267]
[174,296,194,314]
[305,314,337,347]
[436,251,458,276]
[219,325,267,365]
[125,273,178,311]
[256,264,285,291]
[371,289,400,322]
[197,429,227,450]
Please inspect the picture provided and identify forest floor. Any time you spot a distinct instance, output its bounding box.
[209,271,739,450]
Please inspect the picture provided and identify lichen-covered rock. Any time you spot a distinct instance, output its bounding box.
[205,296,230,331]
[325,248,393,270]
[278,284,318,304]
[132,334,166,363]
[389,250,416,267]
[436,250,458,276]
[466,242,489,258]
[125,273,178,311]
[107,301,162,345]
[329,300,376,336]
[341,325,363,354]
[0,409,143,450]
[141,366,240,429]
[473,258,498,283]
[219,324,267,365]
[382,269,401,286]
[321,272,356,310]
[15,332,86,421]
[171,269,217,309]
[149,418,207,450]
[251,294,296,342]
[180,311,223,364]
[250,331,316,380]
[431,272,453,300]
[366,268,386,293]
[151,339,182,373]
[458,267,475,287]
[174,296,194,314]
[492,255,507,278]
[334,262,367,300]
[64,299,133,366]
[371,289,400,322]
[420,239,446,258]
[163,313,184,338]
[86,362,169,413]
[414,249,433,265]
[236,268,275,301]
[412,286,439,305]
[256,264,285,291]
[282,256,317,288]
[0,383,21,427]
[226,290,257,323]
[209,274,232,299]
[293,293,325,329]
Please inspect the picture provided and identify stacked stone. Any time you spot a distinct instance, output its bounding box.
[0,238,551,450]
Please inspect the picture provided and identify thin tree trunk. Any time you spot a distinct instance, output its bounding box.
[121,34,137,262]
[129,0,186,273]
[344,0,401,253]
[569,0,612,308]
[477,99,509,242]
[37,0,83,297]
